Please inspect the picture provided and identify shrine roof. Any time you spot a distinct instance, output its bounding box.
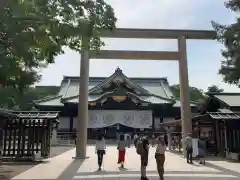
[208,93,240,107]
[172,97,198,107]
[0,109,17,118]
[63,93,172,104]
[0,109,59,120]
[35,67,177,107]
[159,112,240,127]
[60,68,174,98]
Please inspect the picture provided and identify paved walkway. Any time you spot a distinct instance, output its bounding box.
[12,145,240,180]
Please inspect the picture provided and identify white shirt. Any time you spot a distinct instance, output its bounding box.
[156,143,166,154]
[95,139,106,151]
[134,135,138,140]
[124,134,131,141]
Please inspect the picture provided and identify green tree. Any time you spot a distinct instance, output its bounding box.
[212,1,240,86]
[0,86,60,110]
[170,84,205,102]
[0,0,116,91]
[207,85,224,93]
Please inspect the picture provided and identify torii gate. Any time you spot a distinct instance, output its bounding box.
[75,28,215,158]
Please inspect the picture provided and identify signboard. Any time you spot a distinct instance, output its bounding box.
[74,110,152,129]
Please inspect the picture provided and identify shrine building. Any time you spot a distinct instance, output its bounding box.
[34,67,198,139]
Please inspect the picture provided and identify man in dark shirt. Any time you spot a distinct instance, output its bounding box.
[140,138,149,180]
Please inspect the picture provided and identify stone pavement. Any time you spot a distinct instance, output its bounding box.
[12,145,240,180]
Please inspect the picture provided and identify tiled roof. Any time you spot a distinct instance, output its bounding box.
[160,112,240,127]
[209,112,240,120]
[34,96,64,107]
[172,100,197,107]
[14,111,59,119]
[210,93,240,107]
[61,68,174,99]
[0,109,59,120]
[35,68,176,107]
[64,94,171,104]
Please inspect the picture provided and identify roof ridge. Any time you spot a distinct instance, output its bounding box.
[207,92,240,95]
[172,96,199,104]
[88,70,153,95]
[149,94,175,102]
[62,78,71,98]
[62,75,168,80]
[33,95,62,103]
[160,82,171,98]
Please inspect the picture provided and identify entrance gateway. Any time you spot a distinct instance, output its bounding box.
[76,28,216,158]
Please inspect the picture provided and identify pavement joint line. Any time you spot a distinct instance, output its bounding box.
[73,173,238,179]
[74,170,227,175]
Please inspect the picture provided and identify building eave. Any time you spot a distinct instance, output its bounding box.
[33,95,64,107]
[88,67,151,95]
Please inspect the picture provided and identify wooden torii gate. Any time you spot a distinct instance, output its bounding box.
[75,28,216,158]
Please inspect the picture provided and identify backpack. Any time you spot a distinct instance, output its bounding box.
[136,139,145,155]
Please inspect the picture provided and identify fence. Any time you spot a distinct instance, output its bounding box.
[0,110,59,160]
[2,119,52,158]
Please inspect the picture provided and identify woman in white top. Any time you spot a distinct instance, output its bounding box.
[155,136,166,180]
[95,134,106,171]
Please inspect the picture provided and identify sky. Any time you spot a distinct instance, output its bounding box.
[37,0,239,92]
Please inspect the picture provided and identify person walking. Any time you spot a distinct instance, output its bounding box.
[126,134,131,148]
[136,137,149,180]
[95,134,106,171]
[133,134,139,147]
[184,133,193,164]
[117,134,126,168]
[151,134,156,147]
[155,136,167,180]
[198,138,207,165]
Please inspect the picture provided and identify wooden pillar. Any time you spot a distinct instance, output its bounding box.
[167,129,172,150]
[178,36,192,155]
[215,121,220,154]
[69,117,73,132]
[178,36,192,137]
[224,121,229,156]
[75,37,90,159]
[152,112,155,134]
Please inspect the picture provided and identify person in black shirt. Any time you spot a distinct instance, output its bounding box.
[140,137,149,180]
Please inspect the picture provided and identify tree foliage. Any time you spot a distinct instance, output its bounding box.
[0,0,116,91]
[0,86,59,110]
[207,85,224,93]
[170,84,205,102]
[212,0,240,86]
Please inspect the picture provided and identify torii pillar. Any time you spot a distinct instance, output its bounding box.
[178,36,192,153]
[75,38,90,159]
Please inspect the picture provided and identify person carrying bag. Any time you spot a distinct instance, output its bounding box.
[95,134,106,171]
[155,136,167,180]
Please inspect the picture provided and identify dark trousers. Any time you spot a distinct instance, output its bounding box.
[155,154,165,180]
[97,150,105,167]
[186,148,193,163]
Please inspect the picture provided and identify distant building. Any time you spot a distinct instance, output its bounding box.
[34,67,197,139]
[198,93,240,159]
[161,92,240,160]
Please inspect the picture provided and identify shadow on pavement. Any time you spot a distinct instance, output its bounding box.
[204,162,240,178]
[169,152,240,178]
[57,159,85,180]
